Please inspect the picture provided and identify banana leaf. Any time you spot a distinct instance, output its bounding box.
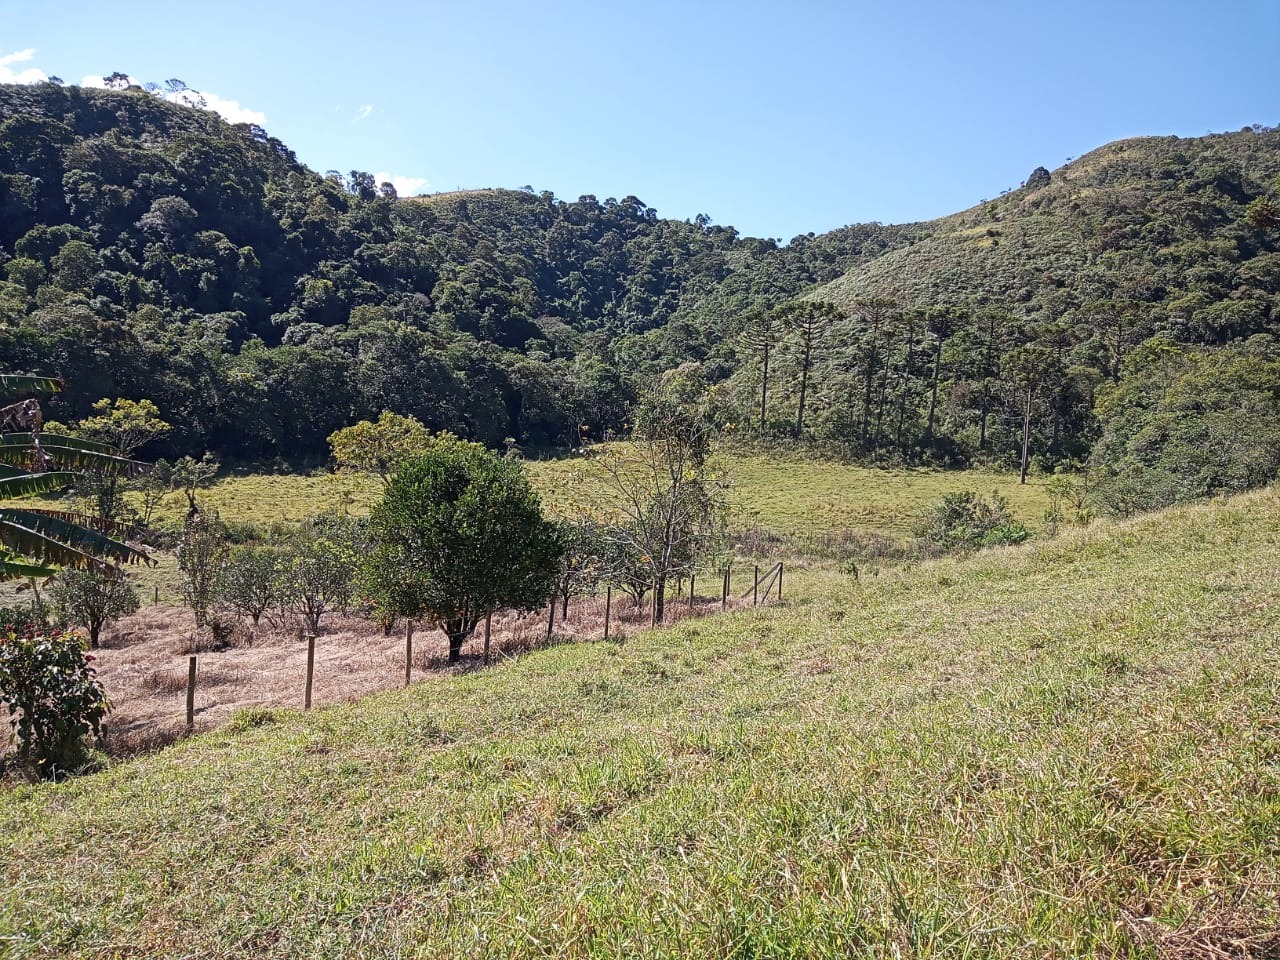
[0,374,63,399]
[0,508,153,570]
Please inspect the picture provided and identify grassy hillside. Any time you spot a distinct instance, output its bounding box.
[816,128,1280,321]
[4,488,1279,957]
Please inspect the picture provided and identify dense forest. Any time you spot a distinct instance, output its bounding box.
[2,81,1279,507]
[0,81,907,460]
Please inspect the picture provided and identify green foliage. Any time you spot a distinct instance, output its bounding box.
[328,413,444,482]
[277,515,361,634]
[75,398,170,461]
[365,440,561,661]
[48,568,140,649]
[176,512,228,628]
[68,397,171,523]
[217,544,283,627]
[552,516,609,611]
[0,601,50,637]
[915,491,1030,553]
[5,82,1280,494]
[0,630,107,778]
[1090,335,1280,515]
[0,84,913,463]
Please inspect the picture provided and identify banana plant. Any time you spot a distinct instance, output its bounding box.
[0,374,153,579]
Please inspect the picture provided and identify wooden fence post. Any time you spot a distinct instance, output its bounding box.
[753,565,759,606]
[778,563,784,601]
[304,634,315,709]
[722,568,730,609]
[689,574,695,612]
[651,585,658,628]
[604,586,612,641]
[546,598,556,641]
[153,585,159,606]
[404,621,413,687]
[185,655,196,732]
[483,611,492,666]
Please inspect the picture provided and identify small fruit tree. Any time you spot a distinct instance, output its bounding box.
[364,436,561,662]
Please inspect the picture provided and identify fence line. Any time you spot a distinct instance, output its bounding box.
[169,562,783,733]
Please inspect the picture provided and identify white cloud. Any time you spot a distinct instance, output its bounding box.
[180,90,265,126]
[79,73,266,126]
[374,172,430,196]
[1,49,48,84]
[355,104,374,121]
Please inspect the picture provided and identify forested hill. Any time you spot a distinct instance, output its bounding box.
[0,81,908,460]
[2,81,1279,489]
[757,125,1280,485]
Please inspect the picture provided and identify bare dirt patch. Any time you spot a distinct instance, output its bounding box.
[93,590,756,755]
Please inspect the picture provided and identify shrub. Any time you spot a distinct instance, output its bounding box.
[49,569,140,649]
[0,632,109,778]
[0,602,51,637]
[177,512,229,628]
[916,492,1030,553]
[278,515,362,634]
[219,544,283,627]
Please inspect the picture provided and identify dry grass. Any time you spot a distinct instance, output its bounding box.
[90,586,771,757]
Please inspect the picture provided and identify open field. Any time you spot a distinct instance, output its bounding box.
[138,451,1051,537]
[4,488,1279,957]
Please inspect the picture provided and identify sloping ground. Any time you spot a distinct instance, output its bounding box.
[55,592,739,757]
[814,128,1280,315]
[4,490,1280,958]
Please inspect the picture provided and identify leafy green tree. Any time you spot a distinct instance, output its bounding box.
[365,439,561,662]
[177,512,228,629]
[218,544,282,628]
[552,516,608,617]
[328,412,433,484]
[72,398,171,524]
[49,568,140,649]
[278,517,360,634]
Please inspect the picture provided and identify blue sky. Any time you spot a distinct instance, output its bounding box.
[3,0,1278,240]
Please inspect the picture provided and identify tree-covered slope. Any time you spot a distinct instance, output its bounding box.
[4,488,1280,956]
[712,127,1280,479]
[4,81,1279,481]
[0,82,908,460]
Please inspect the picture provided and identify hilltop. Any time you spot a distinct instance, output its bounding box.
[817,129,1280,325]
[4,487,1279,956]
